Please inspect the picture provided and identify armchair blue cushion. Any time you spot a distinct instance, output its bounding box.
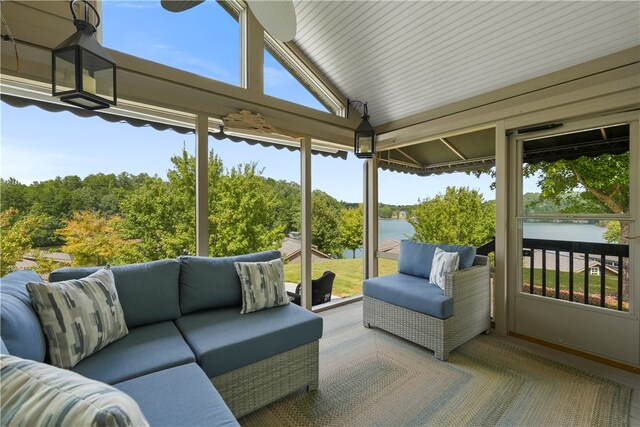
[397,240,476,279]
[0,270,47,361]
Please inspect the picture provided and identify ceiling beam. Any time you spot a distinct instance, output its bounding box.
[440,138,466,161]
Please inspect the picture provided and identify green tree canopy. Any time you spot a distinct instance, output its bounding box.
[523,153,629,215]
[340,205,363,258]
[409,187,495,247]
[0,209,45,276]
[308,190,343,257]
[58,211,133,266]
[121,148,285,261]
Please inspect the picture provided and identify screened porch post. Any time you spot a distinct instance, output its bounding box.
[241,5,264,93]
[300,136,313,310]
[364,156,378,279]
[494,121,508,334]
[195,114,209,256]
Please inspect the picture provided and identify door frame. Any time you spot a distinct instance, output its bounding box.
[507,111,639,366]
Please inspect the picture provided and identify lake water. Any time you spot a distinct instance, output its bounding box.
[342,219,607,259]
[342,219,415,259]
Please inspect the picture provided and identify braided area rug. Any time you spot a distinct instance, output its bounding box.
[240,320,631,426]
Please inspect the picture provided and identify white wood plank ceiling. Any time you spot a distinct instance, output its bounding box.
[292,1,640,127]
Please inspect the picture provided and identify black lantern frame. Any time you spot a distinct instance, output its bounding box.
[52,0,116,110]
[347,99,375,159]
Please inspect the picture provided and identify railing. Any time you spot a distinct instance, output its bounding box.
[476,237,629,312]
[523,239,628,311]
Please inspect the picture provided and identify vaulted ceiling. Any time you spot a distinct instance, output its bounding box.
[291,1,640,128]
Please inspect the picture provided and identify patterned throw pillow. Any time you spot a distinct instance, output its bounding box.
[429,247,460,290]
[26,267,128,369]
[234,258,289,314]
[0,354,149,427]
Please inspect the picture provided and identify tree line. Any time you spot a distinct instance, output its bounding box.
[0,148,368,276]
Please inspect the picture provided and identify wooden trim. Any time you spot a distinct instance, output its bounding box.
[312,295,363,313]
[509,331,640,374]
[241,7,264,93]
[493,121,508,335]
[300,136,312,310]
[195,114,209,256]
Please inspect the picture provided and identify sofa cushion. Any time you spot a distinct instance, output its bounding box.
[0,337,8,355]
[364,273,453,319]
[1,354,149,427]
[179,251,281,314]
[235,258,289,314]
[71,321,195,385]
[397,240,476,279]
[50,259,181,328]
[115,363,238,427]
[27,267,129,369]
[0,270,47,362]
[175,304,323,377]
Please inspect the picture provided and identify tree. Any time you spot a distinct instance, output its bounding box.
[378,204,393,219]
[121,148,285,261]
[308,190,343,257]
[208,163,284,256]
[340,205,363,258]
[409,187,495,247]
[0,209,45,276]
[523,153,630,300]
[57,211,133,266]
[603,220,621,244]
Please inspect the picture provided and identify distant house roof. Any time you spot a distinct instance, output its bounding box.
[378,239,401,254]
[279,237,332,262]
[523,250,619,276]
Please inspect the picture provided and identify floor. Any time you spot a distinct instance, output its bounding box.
[319,300,640,426]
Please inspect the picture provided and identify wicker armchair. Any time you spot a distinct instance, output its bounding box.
[363,254,491,361]
[288,271,336,306]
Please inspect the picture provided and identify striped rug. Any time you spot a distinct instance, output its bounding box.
[240,321,631,426]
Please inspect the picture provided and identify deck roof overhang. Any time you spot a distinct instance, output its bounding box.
[2,1,639,175]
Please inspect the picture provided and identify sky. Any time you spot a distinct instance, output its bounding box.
[0,0,507,205]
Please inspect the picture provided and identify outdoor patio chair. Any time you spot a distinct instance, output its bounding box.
[288,271,336,306]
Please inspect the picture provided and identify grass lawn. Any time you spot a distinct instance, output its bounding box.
[522,267,627,311]
[522,267,621,296]
[284,258,398,297]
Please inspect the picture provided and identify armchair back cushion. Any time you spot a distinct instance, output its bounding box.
[49,259,181,329]
[397,240,476,279]
[0,270,47,362]
[179,251,281,314]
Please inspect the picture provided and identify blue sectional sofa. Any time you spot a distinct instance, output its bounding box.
[0,250,323,426]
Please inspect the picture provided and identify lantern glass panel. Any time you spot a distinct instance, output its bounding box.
[80,49,115,102]
[53,48,77,94]
[358,135,373,154]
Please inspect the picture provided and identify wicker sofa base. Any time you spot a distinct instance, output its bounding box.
[363,296,489,361]
[211,340,319,418]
